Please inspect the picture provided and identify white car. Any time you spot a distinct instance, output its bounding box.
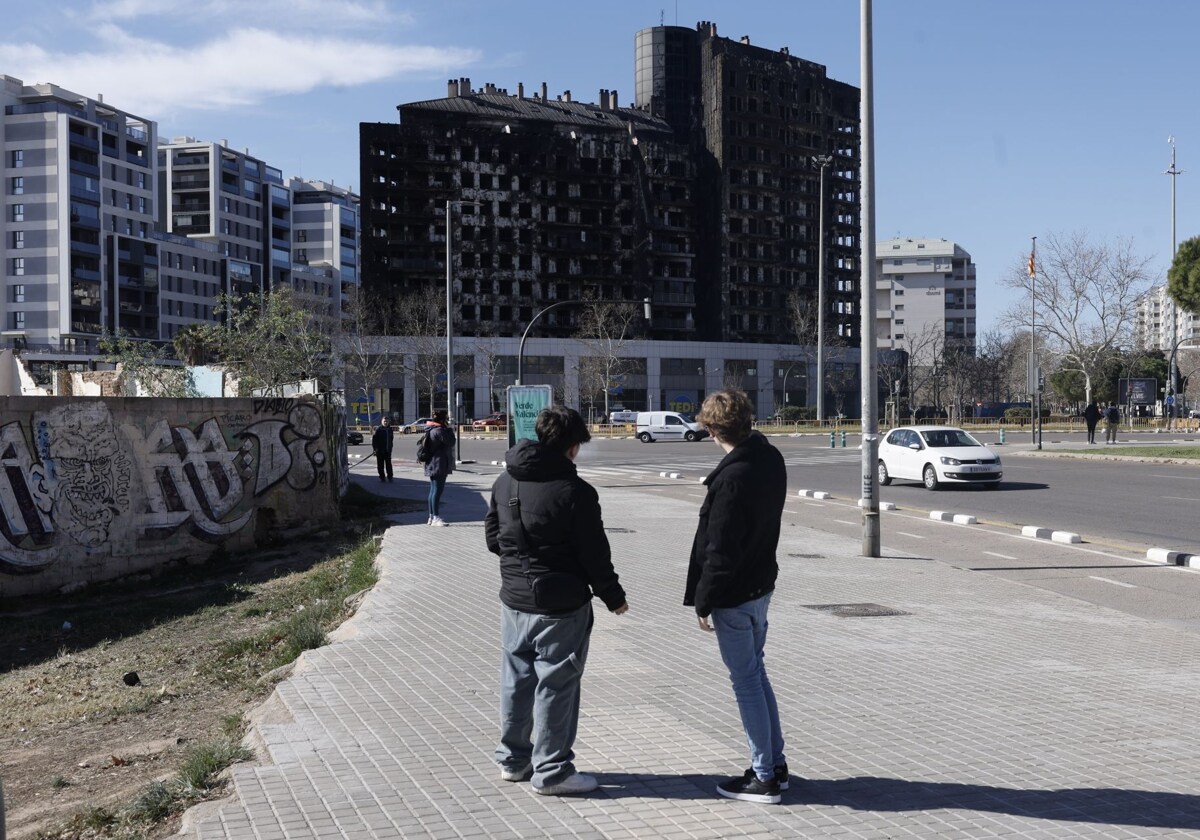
[877,425,1002,490]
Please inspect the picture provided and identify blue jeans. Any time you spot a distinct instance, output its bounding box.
[711,592,785,781]
[496,603,593,788]
[427,476,446,517]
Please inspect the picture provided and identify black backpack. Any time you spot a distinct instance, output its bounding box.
[416,430,432,463]
[1106,405,1120,423]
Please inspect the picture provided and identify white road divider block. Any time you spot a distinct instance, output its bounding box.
[930,511,952,521]
[658,471,683,479]
[1051,530,1082,544]
[857,499,897,510]
[1022,525,1053,539]
[1147,548,1192,565]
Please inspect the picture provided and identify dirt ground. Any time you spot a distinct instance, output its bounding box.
[0,499,415,839]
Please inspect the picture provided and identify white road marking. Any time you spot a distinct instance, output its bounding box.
[833,519,856,526]
[895,531,926,539]
[1160,496,1197,502]
[983,551,1018,560]
[687,493,706,499]
[1151,474,1200,480]
[1088,576,1137,589]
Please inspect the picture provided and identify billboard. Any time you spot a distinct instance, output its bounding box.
[1118,378,1157,405]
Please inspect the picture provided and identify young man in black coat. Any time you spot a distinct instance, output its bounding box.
[484,406,629,796]
[685,389,789,804]
[371,416,394,482]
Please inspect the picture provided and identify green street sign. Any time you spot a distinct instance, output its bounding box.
[507,385,553,448]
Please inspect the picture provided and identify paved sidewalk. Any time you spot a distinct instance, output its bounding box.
[186,467,1200,839]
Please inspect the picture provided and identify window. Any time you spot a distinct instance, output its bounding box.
[10,258,24,276]
[11,231,23,249]
[894,289,904,296]
[10,177,23,195]
[137,197,146,213]
[11,204,23,222]
[295,229,307,242]
[10,311,24,330]
[137,172,146,189]
[11,150,24,168]
[297,248,307,263]
[12,284,25,303]
[895,319,904,325]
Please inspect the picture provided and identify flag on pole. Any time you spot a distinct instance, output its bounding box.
[1027,249,1036,278]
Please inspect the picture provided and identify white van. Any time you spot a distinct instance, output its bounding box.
[635,411,708,443]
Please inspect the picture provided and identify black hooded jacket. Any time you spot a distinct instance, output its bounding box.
[684,431,787,617]
[485,439,625,614]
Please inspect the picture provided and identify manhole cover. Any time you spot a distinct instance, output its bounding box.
[788,553,823,559]
[802,603,910,618]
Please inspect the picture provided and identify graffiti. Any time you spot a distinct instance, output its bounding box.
[0,399,342,577]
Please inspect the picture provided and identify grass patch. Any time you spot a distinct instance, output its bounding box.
[178,736,253,791]
[1058,445,1200,459]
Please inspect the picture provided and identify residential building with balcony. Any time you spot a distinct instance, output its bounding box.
[288,177,360,307]
[874,237,977,365]
[1136,283,1199,353]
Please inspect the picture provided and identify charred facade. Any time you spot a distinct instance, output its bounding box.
[360,21,860,345]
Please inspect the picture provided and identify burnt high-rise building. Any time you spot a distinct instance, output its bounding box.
[360,21,860,345]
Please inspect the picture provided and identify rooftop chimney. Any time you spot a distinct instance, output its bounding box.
[461,77,471,94]
[563,90,572,103]
[599,88,609,110]
[610,89,619,110]
[517,82,525,98]
[740,35,750,45]
[448,79,459,97]
[484,82,496,94]
[780,46,789,55]
[541,81,548,101]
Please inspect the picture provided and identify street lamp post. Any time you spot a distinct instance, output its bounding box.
[811,154,833,425]
[1166,137,1183,429]
[516,298,652,387]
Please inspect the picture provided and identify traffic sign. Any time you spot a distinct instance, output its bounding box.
[1166,395,1175,406]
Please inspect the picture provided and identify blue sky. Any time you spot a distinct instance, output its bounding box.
[3,0,1197,336]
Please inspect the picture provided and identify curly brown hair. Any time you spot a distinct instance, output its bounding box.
[695,389,753,445]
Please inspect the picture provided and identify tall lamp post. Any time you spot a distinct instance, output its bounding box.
[445,199,482,462]
[859,0,880,557]
[811,154,833,424]
[516,298,652,386]
[1165,137,1183,428]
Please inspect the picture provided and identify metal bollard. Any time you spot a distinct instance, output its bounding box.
[840,430,847,447]
[829,431,835,448]
[998,427,1006,445]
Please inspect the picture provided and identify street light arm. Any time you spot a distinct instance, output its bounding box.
[517,300,578,386]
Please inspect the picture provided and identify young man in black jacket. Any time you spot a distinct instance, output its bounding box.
[371,416,394,482]
[685,389,789,804]
[484,406,629,796]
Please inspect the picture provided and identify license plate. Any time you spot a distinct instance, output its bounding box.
[963,465,992,473]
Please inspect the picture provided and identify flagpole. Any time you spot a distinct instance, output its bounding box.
[1029,237,1038,447]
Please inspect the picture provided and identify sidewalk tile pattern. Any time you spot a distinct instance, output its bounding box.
[190,473,1200,839]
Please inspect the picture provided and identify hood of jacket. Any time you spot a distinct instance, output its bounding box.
[504,438,577,482]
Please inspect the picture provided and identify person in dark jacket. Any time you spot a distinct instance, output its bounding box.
[484,406,628,796]
[371,416,394,482]
[1083,401,1100,444]
[685,389,788,804]
[423,409,455,526]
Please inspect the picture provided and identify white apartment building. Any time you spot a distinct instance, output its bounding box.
[1135,283,1199,353]
[875,237,976,364]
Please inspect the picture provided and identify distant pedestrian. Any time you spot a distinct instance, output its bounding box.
[423,409,456,525]
[685,389,789,804]
[1083,401,1101,444]
[485,406,628,795]
[371,416,394,483]
[1105,402,1121,444]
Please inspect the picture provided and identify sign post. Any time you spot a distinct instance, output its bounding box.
[506,385,553,448]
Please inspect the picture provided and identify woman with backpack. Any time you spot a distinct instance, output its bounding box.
[422,409,456,526]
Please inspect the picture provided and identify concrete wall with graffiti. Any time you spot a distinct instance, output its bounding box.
[0,397,348,598]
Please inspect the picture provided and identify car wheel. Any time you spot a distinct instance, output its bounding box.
[638,432,653,443]
[922,464,940,491]
[878,460,891,486]
[684,430,697,442]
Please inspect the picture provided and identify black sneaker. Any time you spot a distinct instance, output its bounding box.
[716,769,781,804]
[775,762,789,791]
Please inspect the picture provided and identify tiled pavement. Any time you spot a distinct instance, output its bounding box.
[185,467,1200,839]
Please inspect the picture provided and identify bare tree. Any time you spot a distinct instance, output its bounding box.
[1001,231,1153,404]
[394,286,448,416]
[337,285,398,415]
[575,298,645,418]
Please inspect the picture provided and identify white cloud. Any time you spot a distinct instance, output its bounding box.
[85,0,411,29]
[0,26,478,113]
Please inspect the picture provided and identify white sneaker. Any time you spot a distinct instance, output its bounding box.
[430,516,447,527]
[535,772,597,796]
[426,515,432,525]
[500,762,532,782]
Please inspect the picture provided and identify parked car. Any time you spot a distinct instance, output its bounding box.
[400,417,436,434]
[877,425,1002,490]
[346,429,364,446]
[476,412,508,427]
[608,410,639,424]
[635,411,708,443]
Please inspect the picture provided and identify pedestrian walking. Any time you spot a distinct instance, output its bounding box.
[485,406,628,795]
[685,389,789,804]
[371,415,394,482]
[1105,401,1121,444]
[1083,400,1100,444]
[422,409,455,525]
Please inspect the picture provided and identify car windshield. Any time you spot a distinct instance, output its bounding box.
[920,429,979,448]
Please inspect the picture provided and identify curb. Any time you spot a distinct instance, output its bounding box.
[1021,525,1082,544]
[1147,547,1199,566]
[798,489,832,500]
[930,510,977,525]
